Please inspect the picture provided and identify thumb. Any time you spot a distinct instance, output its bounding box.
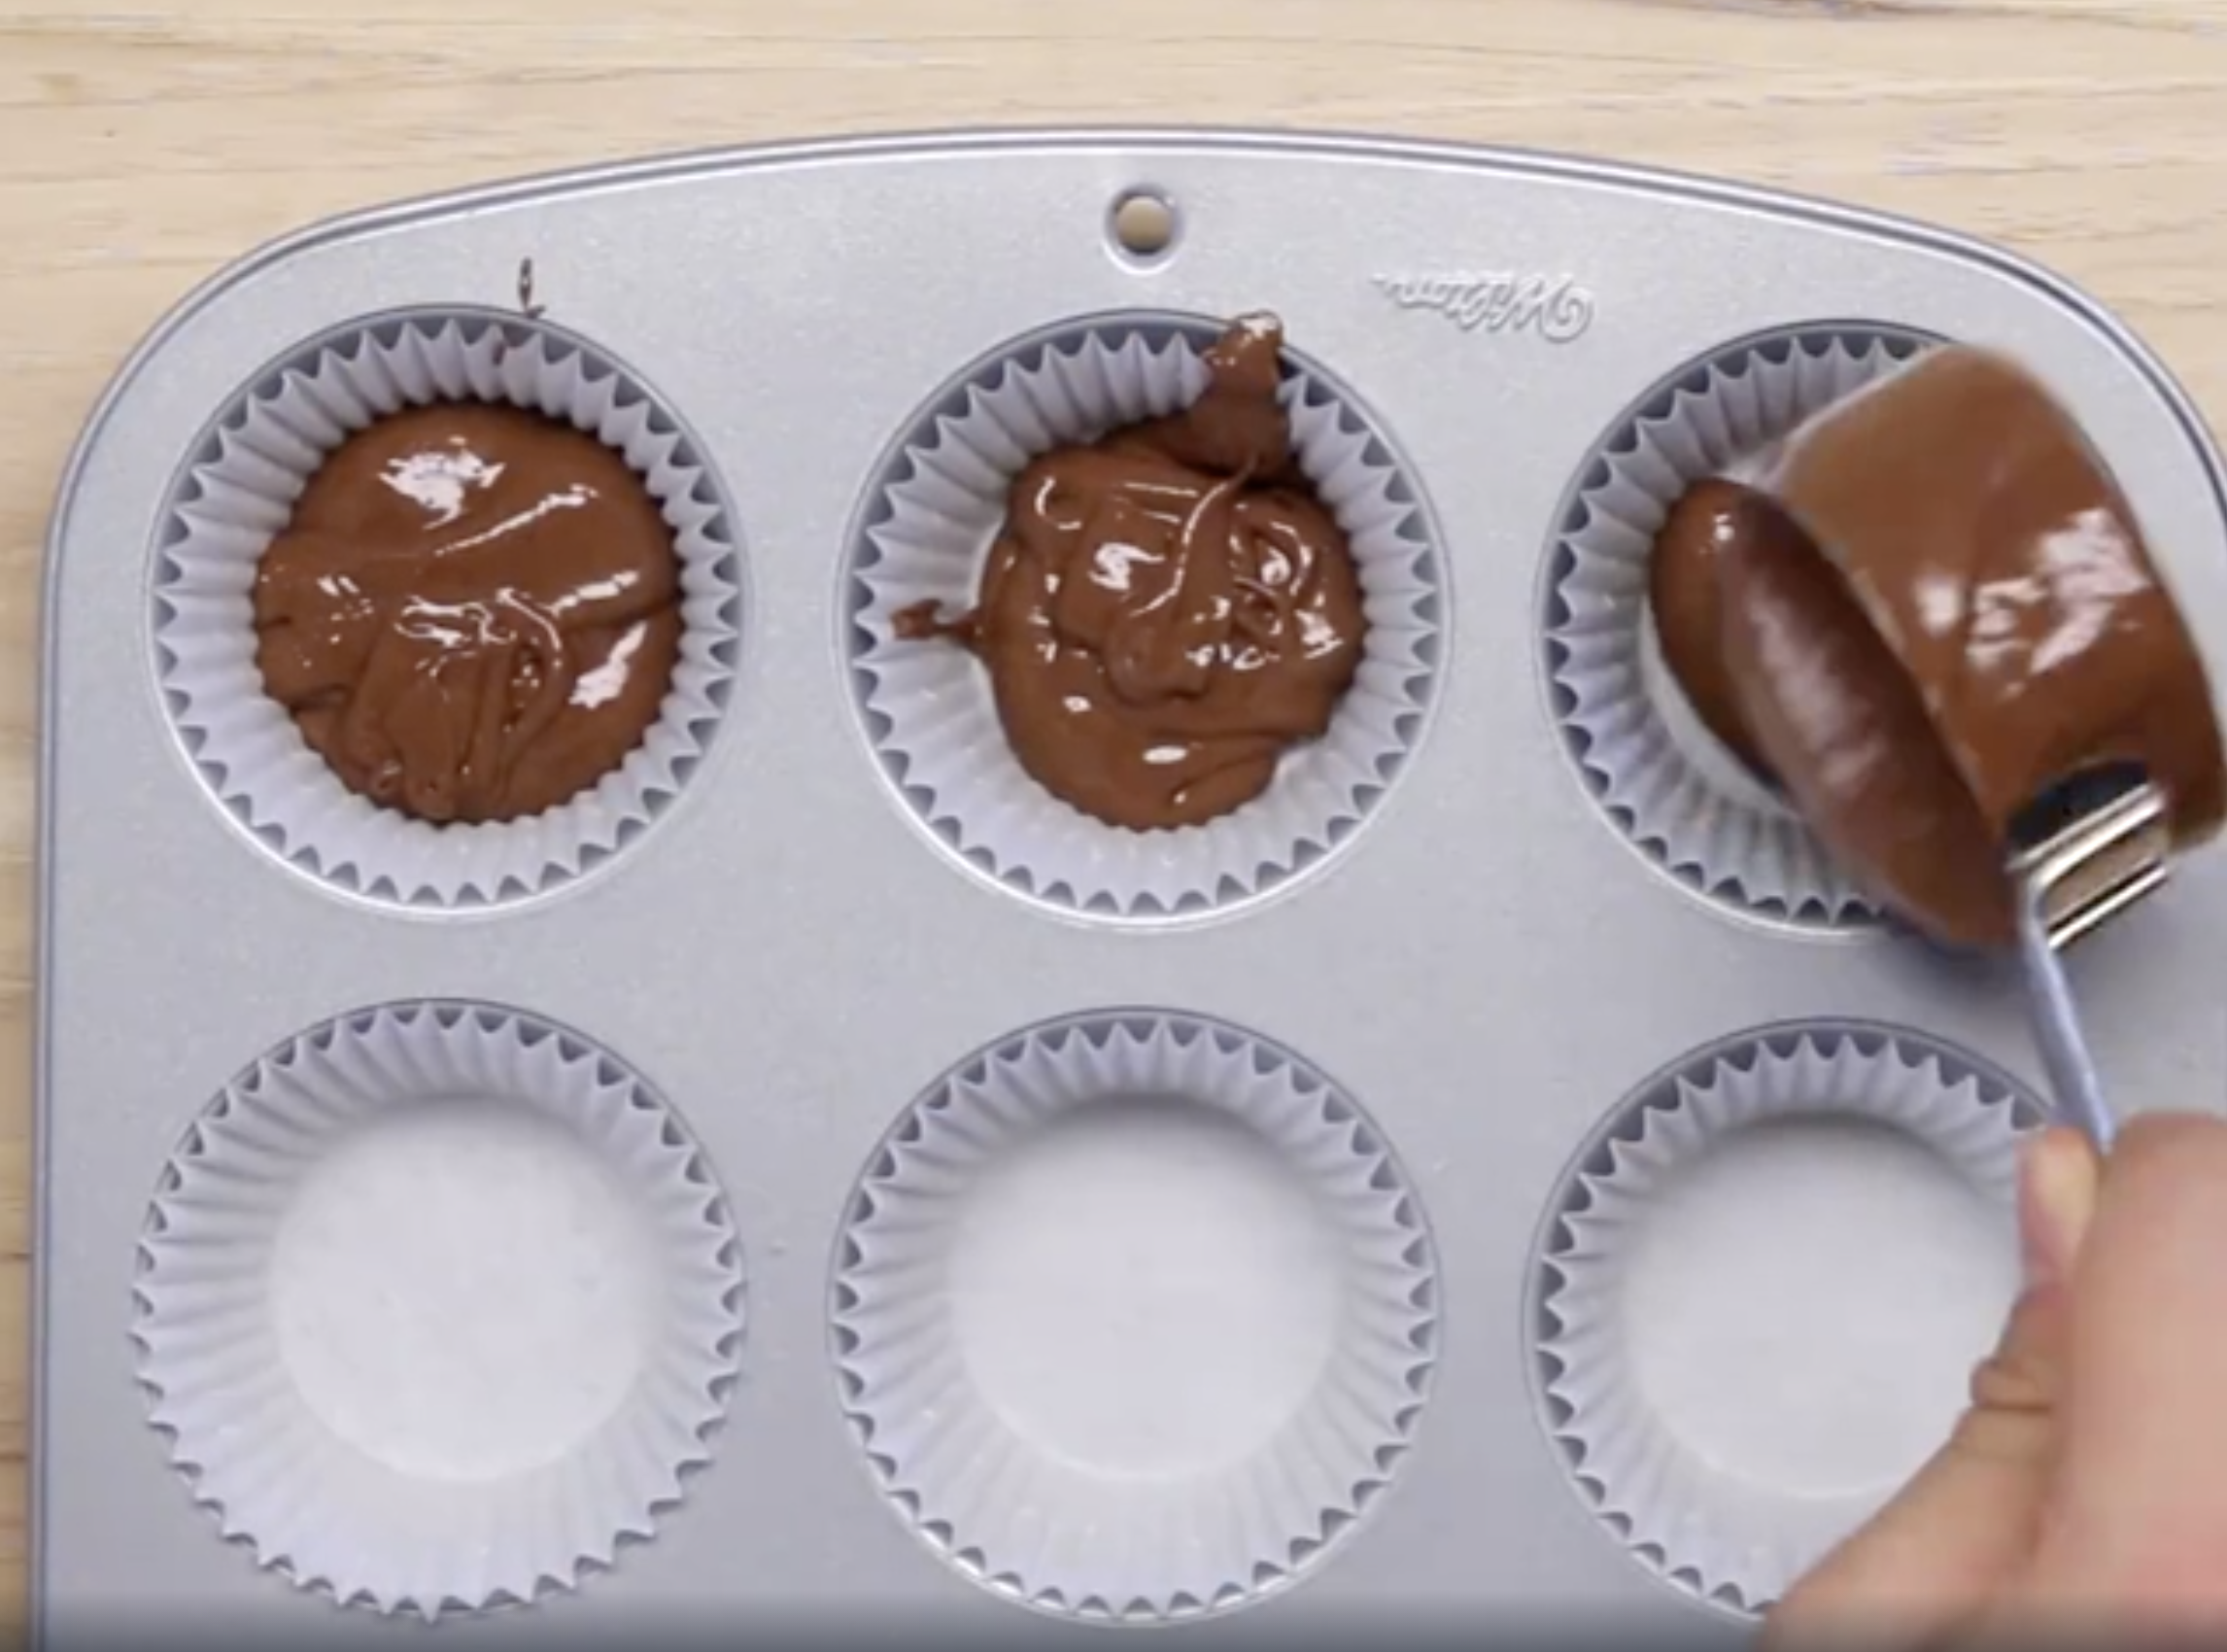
[1763,1127,2097,1648]
[2008,1113,2227,1630]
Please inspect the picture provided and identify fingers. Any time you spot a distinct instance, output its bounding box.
[2014,1113,2227,1628]
[1763,1129,2096,1649]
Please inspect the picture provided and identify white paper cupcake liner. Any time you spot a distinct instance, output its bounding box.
[131,1001,746,1618]
[845,313,1443,921]
[1530,1022,2039,1615]
[1544,326,1937,926]
[830,1011,1439,1621]
[154,309,744,909]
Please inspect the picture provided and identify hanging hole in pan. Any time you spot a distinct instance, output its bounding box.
[1108,187,1180,264]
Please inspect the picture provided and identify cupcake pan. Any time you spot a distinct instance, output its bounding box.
[35,129,2227,1647]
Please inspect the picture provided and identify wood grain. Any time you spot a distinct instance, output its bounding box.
[4,0,2225,1626]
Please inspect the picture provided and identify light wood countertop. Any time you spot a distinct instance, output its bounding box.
[6,0,2226,1627]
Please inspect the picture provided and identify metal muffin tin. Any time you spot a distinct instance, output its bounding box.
[35,128,2227,1649]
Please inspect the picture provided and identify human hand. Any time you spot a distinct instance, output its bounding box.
[1764,1114,2227,1647]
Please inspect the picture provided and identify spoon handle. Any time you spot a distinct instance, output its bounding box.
[2004,779,2173,1151]
[2015,885,2116,1150]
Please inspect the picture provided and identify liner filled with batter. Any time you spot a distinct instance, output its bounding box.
[154,311,742,909]
[846,311,1442,919]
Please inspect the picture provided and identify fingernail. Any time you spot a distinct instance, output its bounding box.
[2019,1128,2099,1291]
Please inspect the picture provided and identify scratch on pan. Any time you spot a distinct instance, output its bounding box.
[518,257,547,321]
[495,257,546,365]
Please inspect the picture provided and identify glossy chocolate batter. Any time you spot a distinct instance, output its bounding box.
[896,317,1365,831]
[1723,347,2226,946]
[1717,493,2012,942]
[1649,477,1799,777]
[253,403,681,825]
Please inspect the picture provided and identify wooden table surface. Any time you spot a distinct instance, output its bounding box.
[6,0,2227,1628]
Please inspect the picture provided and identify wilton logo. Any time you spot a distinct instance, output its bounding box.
[1373,271,1595,343]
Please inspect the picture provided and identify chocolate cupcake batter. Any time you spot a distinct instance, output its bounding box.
[1722,347,2226,946]
[1717,494,2012,943]
[896,317,1365,831]
[1649,477,1800,777]
[254,403,680,825]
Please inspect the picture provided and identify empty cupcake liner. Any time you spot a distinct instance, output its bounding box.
[845,314,1443,921]
[830,1011,1439,1621]
[1543,326,1938,926]
[153,309,744,909]
[130,1001,746,1617]
[1530,1023,2038,1615]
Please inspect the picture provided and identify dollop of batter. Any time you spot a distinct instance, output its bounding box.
[1649,477,1797,778]
[253,403,680,825]
[896,316,1365,831]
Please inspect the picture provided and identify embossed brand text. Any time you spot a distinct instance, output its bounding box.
[1373,271,1595,342]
